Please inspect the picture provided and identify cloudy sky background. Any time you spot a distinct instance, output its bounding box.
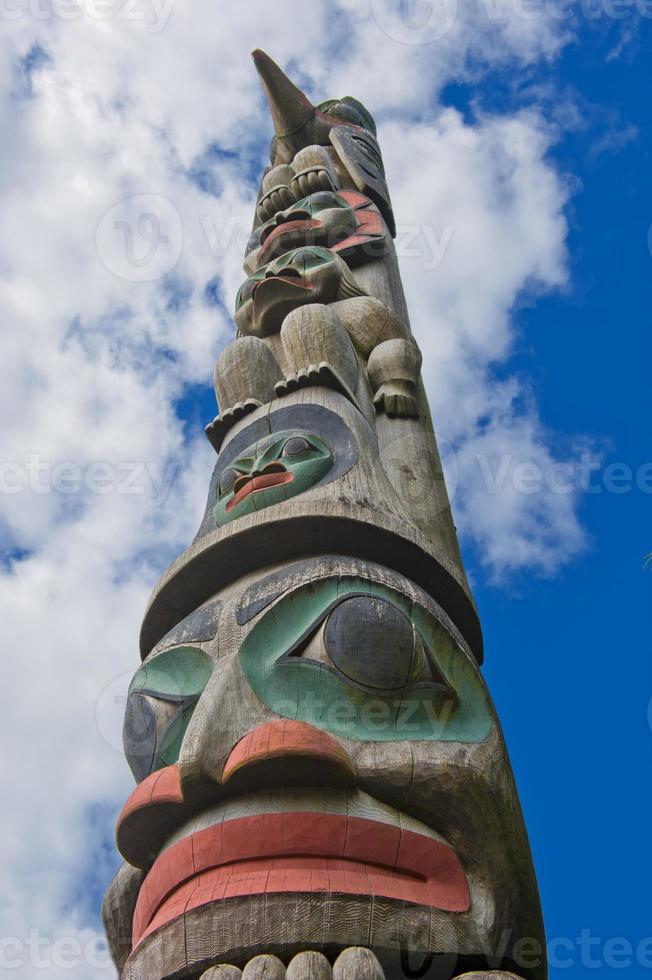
[0,2,649,977]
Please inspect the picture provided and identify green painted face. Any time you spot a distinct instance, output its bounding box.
[239,577,492,743]
[213,429,334,526]
[123,647,213,782]
[235,246,344,337]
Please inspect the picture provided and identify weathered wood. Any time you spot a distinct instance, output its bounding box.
[332,948,385,980]
[286,951,332,980]
[200,967,243,980]
[241,954,287,980]
[100,862,144,973]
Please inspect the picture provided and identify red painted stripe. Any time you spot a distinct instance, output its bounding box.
[132,812,469,947]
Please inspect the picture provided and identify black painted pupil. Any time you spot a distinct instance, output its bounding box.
[282,437,311,457]
[123,694,157,783]
[324,596,416,692]
[219,468,238,496]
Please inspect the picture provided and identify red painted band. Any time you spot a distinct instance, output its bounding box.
[132,811,470,947]
[259,219,323,261]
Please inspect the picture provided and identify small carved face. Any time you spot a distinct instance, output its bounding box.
[235,246,345,337]
[244,190,387,273]
[213,429,334,526]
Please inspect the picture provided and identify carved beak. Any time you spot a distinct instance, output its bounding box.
[252,49,334,163]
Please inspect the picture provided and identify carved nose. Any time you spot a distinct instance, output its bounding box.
[222,719,356,793]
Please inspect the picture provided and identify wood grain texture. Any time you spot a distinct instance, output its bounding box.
[201,967,244,980]
[333,947,386,980]
[241,955,287,980]
[100,862,143,974]
[286,951,333,980]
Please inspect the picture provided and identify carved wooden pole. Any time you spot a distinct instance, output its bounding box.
[103,51,546,980]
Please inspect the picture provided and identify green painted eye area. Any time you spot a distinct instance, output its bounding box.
[240,578,492,743]
[213,429,334,526]
[123,647,212,783]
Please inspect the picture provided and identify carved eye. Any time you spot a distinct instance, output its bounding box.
[281,437,312,458]
[245,229,262,256]
[299,595,451,696]
[310,191,337,207]
[123,647,213,784]
[324,596,415,692]
[218,468,239,497]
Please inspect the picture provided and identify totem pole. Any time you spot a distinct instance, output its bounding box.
[103,51,546,980]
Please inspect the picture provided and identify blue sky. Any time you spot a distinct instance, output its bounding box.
[0,3,649,978]
[469,22,652,975]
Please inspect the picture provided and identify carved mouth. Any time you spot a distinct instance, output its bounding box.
[259,219,324,262]
[226,470,294,513]
[251,274,312,298]
[131,804,469,950]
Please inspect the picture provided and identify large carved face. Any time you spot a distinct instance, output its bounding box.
[235,246,347,337]
[107,557,545,980]
[244,190,388,274]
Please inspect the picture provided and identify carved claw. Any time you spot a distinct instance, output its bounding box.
[275,361,358,408]
[373,383,419,419]
[205,399,262,452]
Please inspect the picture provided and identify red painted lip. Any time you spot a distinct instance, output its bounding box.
[225,471,293,513]
[132,811,470,948]
[259,219,323,261]
[251,275,312,298]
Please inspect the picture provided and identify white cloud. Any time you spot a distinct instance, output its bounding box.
[0,3,586,976]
